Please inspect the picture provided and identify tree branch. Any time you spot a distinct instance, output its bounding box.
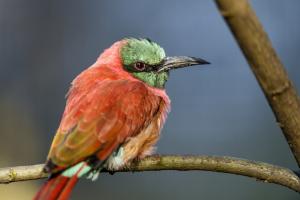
[215,0,300,166]
[0,155,299,192]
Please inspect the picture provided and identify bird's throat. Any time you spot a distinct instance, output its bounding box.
[132,71,169,88]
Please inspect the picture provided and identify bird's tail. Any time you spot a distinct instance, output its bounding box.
[34,162,90,200]
[33,174,78,200]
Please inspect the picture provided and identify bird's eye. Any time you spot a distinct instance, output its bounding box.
[133,62,146,71]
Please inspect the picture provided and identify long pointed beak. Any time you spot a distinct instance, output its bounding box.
[157,56,210,72]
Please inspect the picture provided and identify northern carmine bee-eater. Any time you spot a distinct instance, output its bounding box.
[34,38,209,200]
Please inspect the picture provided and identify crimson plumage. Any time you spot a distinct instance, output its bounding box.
[35,40,170,200]
[34,38,208,200]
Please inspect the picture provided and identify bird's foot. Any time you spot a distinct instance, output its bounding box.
[85,159,103,181]
[86,170,100,181]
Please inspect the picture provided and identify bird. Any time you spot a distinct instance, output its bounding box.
[34,38,209,200]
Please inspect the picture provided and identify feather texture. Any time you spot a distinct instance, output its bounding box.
[47,69,168,170]
[36,39,171,200]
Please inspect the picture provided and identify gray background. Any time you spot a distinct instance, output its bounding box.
[0,0,299,199]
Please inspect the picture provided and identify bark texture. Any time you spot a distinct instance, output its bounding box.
[215,0,300,166]
[0,155,299,192]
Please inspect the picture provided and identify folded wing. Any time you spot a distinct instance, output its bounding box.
[47,77,162,172]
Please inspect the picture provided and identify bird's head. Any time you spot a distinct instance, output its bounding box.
[100,38,209,89]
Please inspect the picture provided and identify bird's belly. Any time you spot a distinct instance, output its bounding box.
[105,117,161,170]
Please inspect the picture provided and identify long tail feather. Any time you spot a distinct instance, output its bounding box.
[57,175,79,200]
[34,175,76,200]
[34,162,88,200]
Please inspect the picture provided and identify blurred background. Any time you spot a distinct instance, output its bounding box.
[0,0,299,199]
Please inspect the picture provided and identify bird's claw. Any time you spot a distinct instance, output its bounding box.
[86,170,100,181]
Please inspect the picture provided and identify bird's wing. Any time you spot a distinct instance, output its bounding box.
[46,78,162,172]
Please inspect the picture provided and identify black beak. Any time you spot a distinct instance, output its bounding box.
[157,56,210,72]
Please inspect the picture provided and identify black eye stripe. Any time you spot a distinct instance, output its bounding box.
[127,61,162,72]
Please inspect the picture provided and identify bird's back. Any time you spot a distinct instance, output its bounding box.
[45,65,170,172]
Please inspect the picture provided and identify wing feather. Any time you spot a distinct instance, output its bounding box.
[47,72,161,171]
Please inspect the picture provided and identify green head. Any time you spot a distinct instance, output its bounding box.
[121,38,209,88]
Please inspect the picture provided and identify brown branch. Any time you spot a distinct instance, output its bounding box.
[215,0,300,166]
[0,155,299,192]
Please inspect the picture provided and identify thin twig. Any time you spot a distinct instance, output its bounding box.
[215,0,300,166]
[0,155,299,193]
